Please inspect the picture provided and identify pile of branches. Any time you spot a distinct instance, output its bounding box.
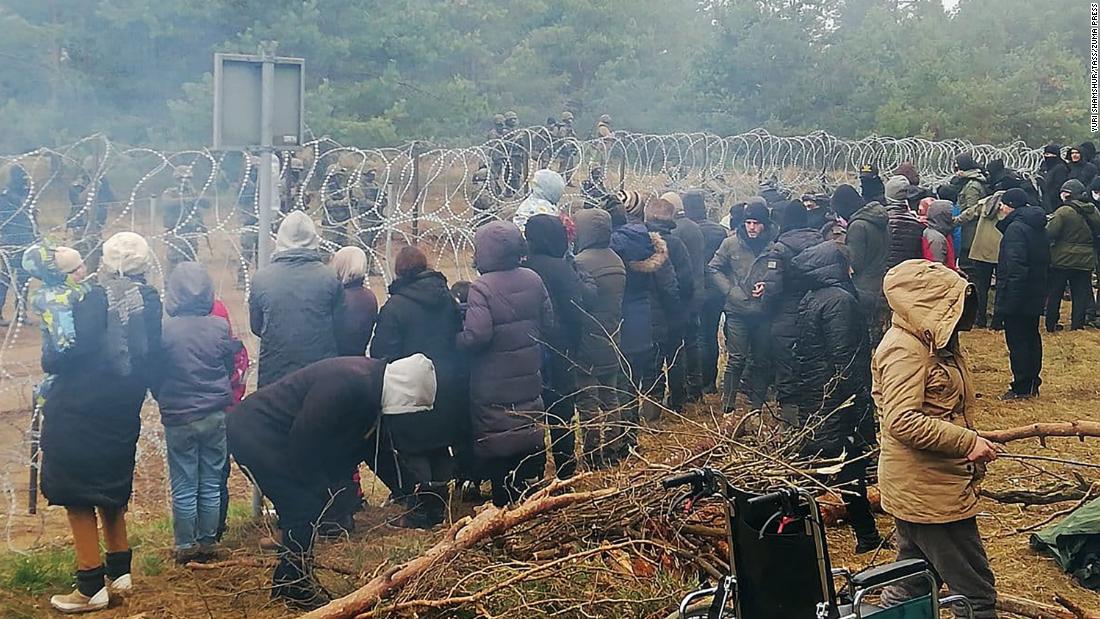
[293,416,1100,619]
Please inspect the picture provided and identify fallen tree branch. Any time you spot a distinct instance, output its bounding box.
[1003,454,1100,470]
[1054,593,1100,619]
[298,476,617,619]
[1016,484,1099,533]
[996,594,1089,619]
[186,557,356,576]
[981,421,1100,445]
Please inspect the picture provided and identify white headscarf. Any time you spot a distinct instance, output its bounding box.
[275,211,320,253]
[381,354,437,415]
[331,246,368,285]
[101,232,151,276]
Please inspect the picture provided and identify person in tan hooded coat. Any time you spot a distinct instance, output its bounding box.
[872,259,1000,619]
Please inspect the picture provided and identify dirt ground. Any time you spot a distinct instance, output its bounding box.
[0,318,1098,617]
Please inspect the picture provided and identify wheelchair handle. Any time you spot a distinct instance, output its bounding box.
[747,488,799,506]
[660,469,705,490]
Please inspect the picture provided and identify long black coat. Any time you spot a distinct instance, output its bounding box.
[226,357,386,530]
[41,283,161,508]
[995,205,1050,317]
[791,241,873,456]
[750,228,824,341]
[371,270,465,452]
[1039,158,1070,214]
[647,219,694,337]
[672,213,707,314]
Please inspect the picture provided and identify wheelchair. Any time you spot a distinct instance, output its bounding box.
[660,467,975,619]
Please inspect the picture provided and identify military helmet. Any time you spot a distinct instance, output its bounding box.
[173,165,193,180]
[599,114,612,124]
[560,111,574,123]
[504,110,518,122]
[493,113,505,124]
[326,163,347,177]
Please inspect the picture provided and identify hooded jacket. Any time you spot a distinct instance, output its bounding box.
[372,270,464,452]
[872,260,982,525]
[457,221,553,460]
[1039,155,1071,214]
[155,262,241,425]
[645,214,693,337]
[1048,198,1100,270]
[1068,150,1099,186]
[954,168,988,256]
[513,169,565,232]
[921,200,957,269]
[957,191,1006,265]
[996,205,1049,317]
[793,241,872,456]
[749,228,823,340]
[523,214,593,357]
[611,223,678,353]
[573,209,626,375]
[250,214,343,387]
[683,191,729,277]
[845,201,889,301]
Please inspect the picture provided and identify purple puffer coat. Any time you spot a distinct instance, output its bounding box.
[456,221,554,460]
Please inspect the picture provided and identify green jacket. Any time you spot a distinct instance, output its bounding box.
[1048,199,1100,270]
[957,191,1005,264]
[956,169,988,254]
[707,227,769,316]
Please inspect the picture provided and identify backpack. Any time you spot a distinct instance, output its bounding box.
[101,276,148,378]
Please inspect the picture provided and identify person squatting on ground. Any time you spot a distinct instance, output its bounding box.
[371,245,465,528]
[994,189,1049,400]
[227,355,423,609]
[708,198,773,413]
[523,213,595,479]
[31,232,162,613]
[572,208,629,468]
[873,260,1000,619]
[151,262,243,564]
[456,221,554,507]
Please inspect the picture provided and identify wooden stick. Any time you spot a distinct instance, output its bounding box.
[981,421,1100,444]
[1016,484,1098,533]
[298,477,616,619]
[996,594,1087,619]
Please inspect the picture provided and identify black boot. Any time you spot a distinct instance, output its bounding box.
[422,482,450,527]
[847,493,888,554]
[272,552,328,609]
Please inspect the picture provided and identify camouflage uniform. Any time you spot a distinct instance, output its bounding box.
[66,175,113,274]
[355,169,386,269]
[581,166,611,209]
[502,111,527,197]
[554,111,578,184]
[487,114,507,197]
[593,114,614,169]
[469,165,495,229]
[321,165,362,251]
[160,167,209,273]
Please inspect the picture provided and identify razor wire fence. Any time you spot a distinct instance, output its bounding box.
[0,127,1041,541]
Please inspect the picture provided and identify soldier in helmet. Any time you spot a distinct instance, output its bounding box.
[593,114,614,169]
[555,111,578,185]
[321,163,362,251]
[532,117,557,170]
[487,114,507,197]
[161,165,210,273]
[66,170,114,274]
[354,168,386,272]
[469,164,495,229]
[283,156,308,215]
[502,111,526,197]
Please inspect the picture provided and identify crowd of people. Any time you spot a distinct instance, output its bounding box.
[19,140,1100,616]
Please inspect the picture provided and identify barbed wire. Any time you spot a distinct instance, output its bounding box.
[0,128,1042,548]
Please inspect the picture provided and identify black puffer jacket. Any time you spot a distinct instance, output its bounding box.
[371,269,465,452]
[523,214,592,355]
[792,241,872,456]
[456,221,553,460]
[1039,157,1071,214]
[573,209,626,375]
[647,218,694,336]
[995,205,1049,317]
[749,228,824,331]
[885,205,926,270]
[673,212,707,313]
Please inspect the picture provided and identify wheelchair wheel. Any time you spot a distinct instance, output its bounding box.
[663,599,723,619]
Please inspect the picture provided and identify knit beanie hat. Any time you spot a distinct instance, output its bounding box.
[682,191,708,222]
[774,199,809,231]
[893,162,920,186]
[659,191,684,214]
[742,199,770,225]
[1000,188,1030,209]
[101,231,151,276]
[1044,143,1063,157]
[954,152,980,171]
[618,190,644,220]
[831,184,863,221]
[1061,179,1087,200]
[53,246,83,274]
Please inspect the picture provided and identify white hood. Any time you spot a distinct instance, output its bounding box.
[381,353,437,415]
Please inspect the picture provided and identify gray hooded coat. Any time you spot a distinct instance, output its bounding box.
[573,209,626,376]
[249,212,343,386]
[155,262,241,425]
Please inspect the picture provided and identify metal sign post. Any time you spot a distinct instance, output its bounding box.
[213,43,304,519]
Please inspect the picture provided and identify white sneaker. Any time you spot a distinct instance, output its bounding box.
[49,586,109,613]
[107,573,132,593]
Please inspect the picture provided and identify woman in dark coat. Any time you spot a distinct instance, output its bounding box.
[523,214,593,479]
[331,246,378,356]
[371,245,464,527]
[227,356,395,609]
[456,221,554,507]
[35,232,162,613]
[792,240,884,553]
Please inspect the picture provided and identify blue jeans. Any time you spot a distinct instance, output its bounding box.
[164,412,227,550]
